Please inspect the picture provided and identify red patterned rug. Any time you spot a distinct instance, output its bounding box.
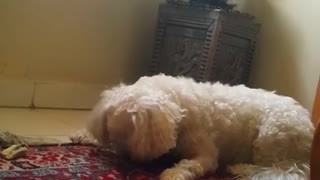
[0,145,234,180]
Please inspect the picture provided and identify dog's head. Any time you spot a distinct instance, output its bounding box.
[86,84,184,161]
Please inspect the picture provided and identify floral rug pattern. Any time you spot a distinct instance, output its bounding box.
[0,145,234,180]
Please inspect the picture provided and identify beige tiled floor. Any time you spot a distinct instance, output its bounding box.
[0,108,89,143]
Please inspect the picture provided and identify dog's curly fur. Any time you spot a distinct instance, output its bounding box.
[81,74,314,180]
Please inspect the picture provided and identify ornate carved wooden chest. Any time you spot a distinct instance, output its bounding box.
[147,4,260,85]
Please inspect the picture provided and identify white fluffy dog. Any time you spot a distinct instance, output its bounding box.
[80,74,314,180]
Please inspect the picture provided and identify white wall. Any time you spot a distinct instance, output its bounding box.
[0,0,164,109]
[1,0,319,111]
[238,0,320,111]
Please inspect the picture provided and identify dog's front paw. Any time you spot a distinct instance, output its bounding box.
[69,129,97,145]
[160,168,193,180]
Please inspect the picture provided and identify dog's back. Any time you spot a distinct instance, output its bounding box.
[137,75,314,178]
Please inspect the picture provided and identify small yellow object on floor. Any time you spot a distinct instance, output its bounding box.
[0,144,27,160]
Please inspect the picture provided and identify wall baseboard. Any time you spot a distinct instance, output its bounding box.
[0,79,106,110]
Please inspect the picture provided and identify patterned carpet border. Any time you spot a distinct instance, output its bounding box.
[0,145,234,180]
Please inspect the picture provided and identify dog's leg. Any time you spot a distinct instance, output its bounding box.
[159,127,218,180]
[69,129,98,145]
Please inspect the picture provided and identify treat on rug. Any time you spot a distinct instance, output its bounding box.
[0,144,27,160]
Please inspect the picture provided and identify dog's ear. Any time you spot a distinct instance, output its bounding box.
[86,99,109,145]
[127,98,185,160]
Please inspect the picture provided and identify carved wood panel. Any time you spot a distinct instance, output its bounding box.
[159,26,206,78]
[210,33,250,85]
[147,4,260,85]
